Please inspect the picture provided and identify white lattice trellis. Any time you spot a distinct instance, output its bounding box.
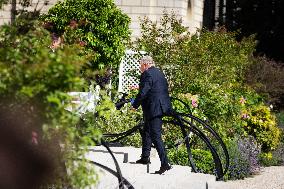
[66,50,147,115]
[118,50,147,93]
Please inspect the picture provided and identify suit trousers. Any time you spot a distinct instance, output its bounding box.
[141,116,169,167]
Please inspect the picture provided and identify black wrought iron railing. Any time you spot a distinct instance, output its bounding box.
[88,96,229,188]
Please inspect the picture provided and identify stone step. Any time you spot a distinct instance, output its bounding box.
[85,146,217,189]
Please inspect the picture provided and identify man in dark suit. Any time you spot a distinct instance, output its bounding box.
[131,56,172,174]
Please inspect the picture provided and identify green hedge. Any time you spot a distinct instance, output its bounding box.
[131,11,282,179]
[41,0,130,71]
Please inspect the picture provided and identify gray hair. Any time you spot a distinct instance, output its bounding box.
[140,55,155,66]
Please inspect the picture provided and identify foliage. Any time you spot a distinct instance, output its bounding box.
[0,2,132,185]
[245,57,284,109]
[276,111,284,129]
[191,149,214,174]
[82,90,143,147]
[223,137,261,180]
[224,138,250,180]
[259,152,281,167]
[237,136,261,174]
[133,12,255,90]
[0,20,101,188]
[167,146,188,166]
[130,12,284,181]
[168,137,261,180]
[241,103,281,152]
[131,11,257,136]
[40,0,131,72]
[168,146,214,174]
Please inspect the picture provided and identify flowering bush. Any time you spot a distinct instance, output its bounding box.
[40,0,131,84]
[131,11,283,180]
[225,138,250,180]
[0,20,104,187]
[259,152,280,166]
[241,104,281,152]
[173,93,206,118]
[237,136,261,173]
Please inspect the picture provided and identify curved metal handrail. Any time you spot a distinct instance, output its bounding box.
[169,96,229,176]
[163,115,224,179]
[93,96,229,181]
[180,114,229,177]
[75,158,134,189]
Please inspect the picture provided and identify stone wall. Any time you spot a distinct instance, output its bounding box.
[115,0,205,37]
[0,0,205,37]
[0,0,56,25]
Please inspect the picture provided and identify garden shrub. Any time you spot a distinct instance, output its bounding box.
[82,90,143,147]
[276,111,284,129]
[168,146,214,174]
[259,117,284,166]
[237,136,261,174]
[259,152,281,166]
[132,12,283,180]
[40,0,131,72]
[222,137,262,180]
[168,137,261,179]
[0,20,102,188]
[245,57,284,109]
[168,146,189,166]
[131,11,257,138]
[224,138,251,180]
[241,104,281,152]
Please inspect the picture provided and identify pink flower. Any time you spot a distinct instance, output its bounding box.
[241,113,249,119]
[192,99,198,108]
[31,131,38,145]
[79,41,87,47]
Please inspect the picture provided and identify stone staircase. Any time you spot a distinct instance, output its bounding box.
[85,146,219,189]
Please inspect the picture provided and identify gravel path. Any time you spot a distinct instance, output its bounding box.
[87,146,284,189]
[211,166,284,189]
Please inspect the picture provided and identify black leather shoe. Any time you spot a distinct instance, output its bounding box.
[135,157,150,164]
[154,164,172,174]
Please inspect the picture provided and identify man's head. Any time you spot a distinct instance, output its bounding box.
[139,56,155,73]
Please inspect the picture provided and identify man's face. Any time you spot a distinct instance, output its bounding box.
[139,62,146,73]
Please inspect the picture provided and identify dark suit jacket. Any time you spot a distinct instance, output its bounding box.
[132,66,172,120]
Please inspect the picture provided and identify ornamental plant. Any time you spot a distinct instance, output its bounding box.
[40,0,131,72]
[131,11,256,134]
[168,146,214,174]
[241,103,281,152]
[245,57,284,109]
[82,90,143,147]
[0,20,102,188]
[131,11,283,179]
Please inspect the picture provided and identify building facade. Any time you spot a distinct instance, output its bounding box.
[114,0,205,36]
[0,0,218,37]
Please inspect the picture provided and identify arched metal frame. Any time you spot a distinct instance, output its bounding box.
[99,97,229,183]
[85,97,229,188]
